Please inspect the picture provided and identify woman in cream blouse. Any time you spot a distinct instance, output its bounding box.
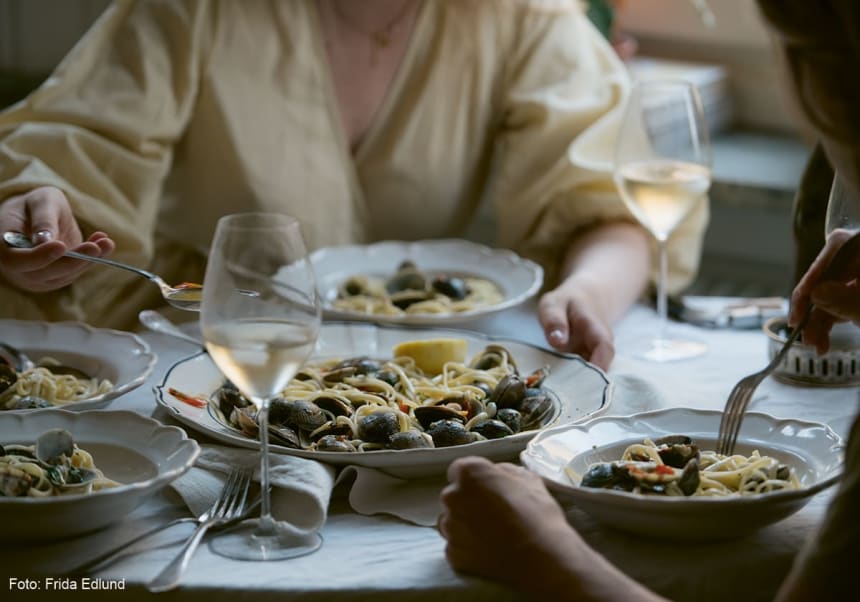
[0,0,706,369]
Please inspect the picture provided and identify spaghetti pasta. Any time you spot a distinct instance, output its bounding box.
[332,261,504,316]
[202,343,554,452]
[0,430,120,497]
[574,436,801,497]
[0,358,113,411]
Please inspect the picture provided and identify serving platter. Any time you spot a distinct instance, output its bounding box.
[521,407,845,540]
[0,320,157,412]
[310,239,543,326]
[154,322,610,478]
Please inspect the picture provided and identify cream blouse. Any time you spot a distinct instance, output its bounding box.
[0,0,707,329]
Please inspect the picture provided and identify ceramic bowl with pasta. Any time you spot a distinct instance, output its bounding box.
[0,320,156,412]
[521,407,845,541]
[310,239,543,325]
[0,409,199,542]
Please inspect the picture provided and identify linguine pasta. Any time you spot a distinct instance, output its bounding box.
[0,436,120,497]
[0,359,114,411]
[575,437,801,497]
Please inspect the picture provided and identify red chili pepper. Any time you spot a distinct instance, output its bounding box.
[655,464,675,475]
[168,387,208,408]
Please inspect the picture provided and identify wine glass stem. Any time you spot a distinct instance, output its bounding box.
[256,397,277,536]
[656,239,669,343]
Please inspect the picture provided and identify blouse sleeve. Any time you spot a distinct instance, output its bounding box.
[0,0,213,265]
[489,1,708,292]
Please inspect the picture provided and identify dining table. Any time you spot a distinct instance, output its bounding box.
[4,297,857,602]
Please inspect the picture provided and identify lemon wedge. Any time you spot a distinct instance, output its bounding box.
[392,338,468,375]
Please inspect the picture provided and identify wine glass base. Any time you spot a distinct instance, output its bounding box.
[210,520,323,561]
[629,337,708,362]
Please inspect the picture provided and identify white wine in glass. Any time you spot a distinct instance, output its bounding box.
[201,212,322,561]
[614,80,711,362]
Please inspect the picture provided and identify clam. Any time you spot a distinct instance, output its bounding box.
[431,275,469,300]
[469,418,514,440]
[357,411,400,444]
[388,429,434,450]
[426,419,478,447]
[313,435,357,452]
[35,428,75,465]
[385,261,426,294]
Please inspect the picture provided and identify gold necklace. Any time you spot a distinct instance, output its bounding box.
[328,0,415,48]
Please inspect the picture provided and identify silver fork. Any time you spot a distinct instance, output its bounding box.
[716,312,809,456]
[717,230,860,456]
[147,467,253,593]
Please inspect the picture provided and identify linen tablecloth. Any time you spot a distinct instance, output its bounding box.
[4,299,857,602]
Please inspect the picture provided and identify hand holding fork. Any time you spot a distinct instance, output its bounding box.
[717,231,860,456]
[147,467,253,593]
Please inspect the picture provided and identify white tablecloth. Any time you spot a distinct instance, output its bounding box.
[5,299,858,602]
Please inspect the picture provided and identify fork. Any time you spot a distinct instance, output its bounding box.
[716,312,809,456]
[147,467,253,593]
[717,230,860,456]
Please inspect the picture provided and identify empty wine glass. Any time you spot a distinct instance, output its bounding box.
[614,80,711,362]
[200,212,322,561]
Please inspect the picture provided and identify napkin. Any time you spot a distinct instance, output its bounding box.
[337,466,446,527]
[170,444,337,535]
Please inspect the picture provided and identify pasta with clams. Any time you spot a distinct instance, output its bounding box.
[201,342,555,452]
[0,429,120,497]
[0,357,113,411]
[574,435,801,497]
[333,260,504,316]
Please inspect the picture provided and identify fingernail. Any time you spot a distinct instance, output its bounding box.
[548,329,566,345]
[32,230,53,244]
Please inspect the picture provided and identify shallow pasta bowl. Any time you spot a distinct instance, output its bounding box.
[0,320,157,412]
[0,408,200,542]
[310,239,543,326]
[520,407,844,541]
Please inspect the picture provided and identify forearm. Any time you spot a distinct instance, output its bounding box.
[555,221,651,325]
[525,525,668,602]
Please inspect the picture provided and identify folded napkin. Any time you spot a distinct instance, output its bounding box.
[337,466,446,527]
[170,444,337,535]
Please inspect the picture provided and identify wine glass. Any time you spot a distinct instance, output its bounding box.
[825,171,860,235]
[200,212,322,561]
[614,80,711,362]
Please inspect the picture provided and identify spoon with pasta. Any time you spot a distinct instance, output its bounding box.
[3,231,203,311]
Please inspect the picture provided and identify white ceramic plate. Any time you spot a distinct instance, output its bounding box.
[155,322,609,478]
[0,320,157,412]
[310,239,543,325]
[0,409,199,541]
[521,407,844,541]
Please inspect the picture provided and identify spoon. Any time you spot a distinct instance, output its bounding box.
[0,341,91,379]
[138,310,205,347]
[3,231,203,311]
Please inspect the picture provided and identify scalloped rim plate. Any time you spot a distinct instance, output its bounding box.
[310,239,544,325]
[154,322,609,478]
[0,409,200,541]
[521,407,845,540]
[1,320,157,412]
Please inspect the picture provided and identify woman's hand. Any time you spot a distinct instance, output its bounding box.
[790,228,860,354]
[537,222,651,371]
[0,186,115,292]
[539,282,615,369]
